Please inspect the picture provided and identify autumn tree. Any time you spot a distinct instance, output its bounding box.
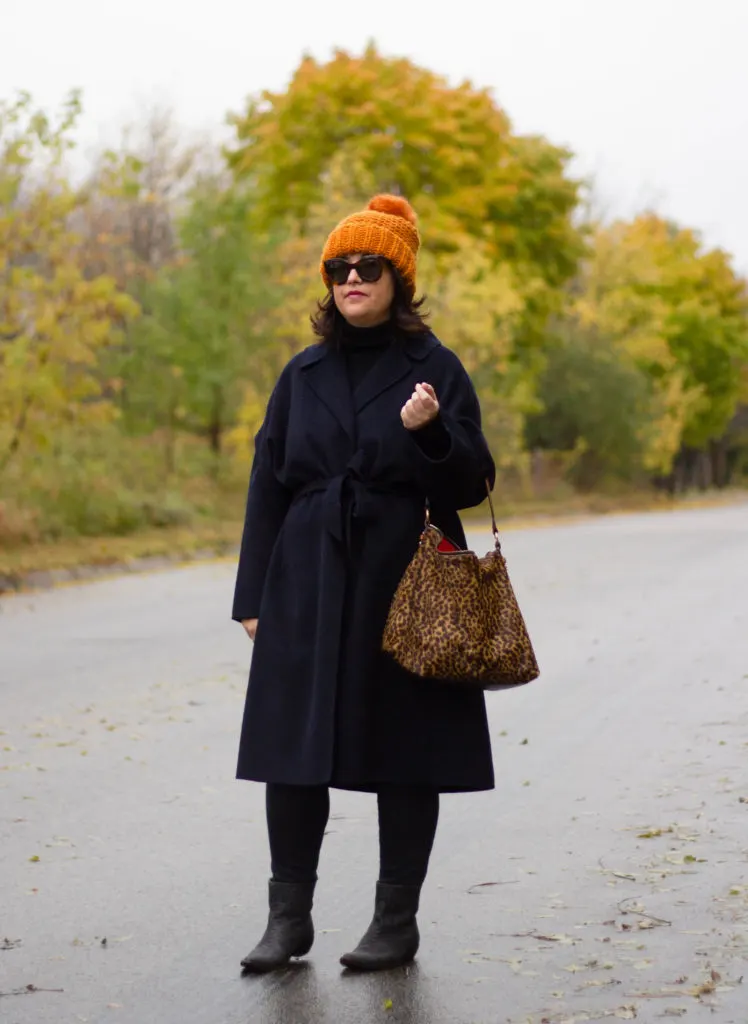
[524,213,748,490]
[227,49,585,472]
[0,92,138,472]
[228,45,585,354]
[569,215,748,474]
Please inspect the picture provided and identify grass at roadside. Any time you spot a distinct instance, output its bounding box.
[469,486,748,524]
[0,520,242,587]
[2,487,745,593]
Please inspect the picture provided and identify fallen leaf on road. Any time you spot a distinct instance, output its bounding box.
[687,979,715,998]
[0,984,64,997]
[616,899,671,928]
[501,931,578,945]
[467,881,517,893]
[538,1009,637,1023]
[564,960,613,973]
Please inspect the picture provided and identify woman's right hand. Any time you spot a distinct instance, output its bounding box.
[242,619,258,641]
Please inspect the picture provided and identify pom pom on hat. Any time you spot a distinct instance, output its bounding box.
[367,194,418,225]
[320,193,421,296]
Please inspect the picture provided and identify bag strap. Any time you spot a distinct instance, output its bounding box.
[485,478,501,550]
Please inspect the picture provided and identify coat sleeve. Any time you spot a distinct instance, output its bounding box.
[231,376,293,622]
[405,351,496,509]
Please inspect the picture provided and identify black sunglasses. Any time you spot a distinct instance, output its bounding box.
[324,255,386,286]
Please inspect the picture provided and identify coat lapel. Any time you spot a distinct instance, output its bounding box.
[354,341,413,414]
[301,345,355,442]
[299,333,439,429]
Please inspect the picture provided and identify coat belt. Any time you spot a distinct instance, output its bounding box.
[294,475,418,546]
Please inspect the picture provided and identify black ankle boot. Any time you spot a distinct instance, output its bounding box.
[340,882,421,971]
[240,880,315,973]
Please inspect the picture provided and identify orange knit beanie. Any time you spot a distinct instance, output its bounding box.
[320,194,420,297]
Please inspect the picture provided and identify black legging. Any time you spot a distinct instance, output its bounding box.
[266,783,440,886]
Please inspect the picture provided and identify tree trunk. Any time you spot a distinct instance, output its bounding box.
[710,439,728,488]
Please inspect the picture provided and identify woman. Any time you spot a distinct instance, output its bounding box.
[232,194,496,973]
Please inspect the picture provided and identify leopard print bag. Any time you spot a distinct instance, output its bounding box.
[382,483,539,689]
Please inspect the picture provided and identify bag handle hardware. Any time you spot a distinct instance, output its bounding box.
[425,479,501,551]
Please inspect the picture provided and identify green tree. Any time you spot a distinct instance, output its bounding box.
[525,322,657,487]
[119,178,282,466]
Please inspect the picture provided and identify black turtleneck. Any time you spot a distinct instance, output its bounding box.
[341,320,392,392]
[340,320,450,459]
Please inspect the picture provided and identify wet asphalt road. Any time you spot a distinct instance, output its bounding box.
[2,504,748,1024]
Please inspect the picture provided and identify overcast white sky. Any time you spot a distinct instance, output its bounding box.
[4,0,748,269]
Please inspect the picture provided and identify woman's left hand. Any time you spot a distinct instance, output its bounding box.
[401,382,440,431]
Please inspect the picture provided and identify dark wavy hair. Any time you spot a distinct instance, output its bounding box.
[311,262,430,346]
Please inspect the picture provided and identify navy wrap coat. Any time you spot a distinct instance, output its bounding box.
[232,331,496,792]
